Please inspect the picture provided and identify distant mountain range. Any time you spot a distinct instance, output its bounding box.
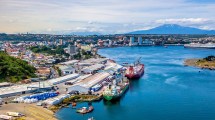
[127,24,215,35]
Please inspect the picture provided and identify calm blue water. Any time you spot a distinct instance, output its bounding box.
[56,46,215,120]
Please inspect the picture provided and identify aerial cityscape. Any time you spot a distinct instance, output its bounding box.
[0,0,215,120]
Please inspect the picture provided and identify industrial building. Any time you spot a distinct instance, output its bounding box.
[0,82,52,98]
[0,73,81,98]
[81,58,108,64]
[67,72,110,93]
[59,66,76,75]
[48,73,80,85]
[59,60,79,65]
[104,62,123,74]
[65,74,92,84]
[81,64,105,74]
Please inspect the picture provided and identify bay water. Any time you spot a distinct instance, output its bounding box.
[56,46,215,120]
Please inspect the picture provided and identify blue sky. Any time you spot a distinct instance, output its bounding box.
[0,0,214,34]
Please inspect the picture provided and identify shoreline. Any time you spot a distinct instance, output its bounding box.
[49,94,103,113]
[184,58,215,70]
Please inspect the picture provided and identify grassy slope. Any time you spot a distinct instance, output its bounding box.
[0,51,36,83]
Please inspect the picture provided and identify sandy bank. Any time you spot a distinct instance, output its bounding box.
[0,103,57,120]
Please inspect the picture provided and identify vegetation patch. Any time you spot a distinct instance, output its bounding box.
[29,45,69,57]
[0,51,36,82]
[184,55,215,70]
[196,56,215,69]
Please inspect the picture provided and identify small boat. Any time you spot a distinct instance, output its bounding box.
[77,106,94,114]
[0,115,12,120]
[6,112,25,117]
[76,107,87,114]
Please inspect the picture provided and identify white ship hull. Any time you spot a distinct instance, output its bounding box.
[184,43,215,49]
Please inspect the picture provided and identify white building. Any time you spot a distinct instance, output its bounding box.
[67,72,110,93]
[59,66,76,75]
[129,37,134,46]
[129,37,138,46]
[81,64,105,74]
[48,73,80,85]
[60,60,79,65]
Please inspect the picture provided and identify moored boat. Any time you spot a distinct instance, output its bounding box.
[76,107,88,114]
[103,75,129,101]
[184,43,215,49]
[125,57,144,79]
[76,106,94,114]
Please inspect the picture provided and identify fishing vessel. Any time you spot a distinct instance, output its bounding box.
[103,74,129,101]
[184,43,215,49]
[125,57,144,79]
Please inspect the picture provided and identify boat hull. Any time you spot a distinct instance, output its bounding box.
[103,84,129,101]
[125,64,144,79]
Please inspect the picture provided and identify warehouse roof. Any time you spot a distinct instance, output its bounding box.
[81,64,104,72]
[48,73,79,85]
[67,74,92,84]
[0,82,52,97]
[81,58,108,64]
[77,72,110,88]
[60,60,79,65]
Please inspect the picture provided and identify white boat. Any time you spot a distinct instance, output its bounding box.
[0,115,12,120]
[184,43,215,49]
[6,112,24,117]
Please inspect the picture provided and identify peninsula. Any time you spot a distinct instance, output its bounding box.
[184,56,215,70]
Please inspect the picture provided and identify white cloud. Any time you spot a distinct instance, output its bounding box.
[0,0,215,34]
[156,18,210,24]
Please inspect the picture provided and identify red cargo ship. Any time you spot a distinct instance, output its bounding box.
[125,57,144,79]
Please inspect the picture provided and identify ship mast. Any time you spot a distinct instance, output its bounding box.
[134,57,142,66]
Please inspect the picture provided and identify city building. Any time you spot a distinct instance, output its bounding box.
[143,39,154,45]
[129,37,135,46]
[68,44,77,56]
[59,39,63,45]
[108,39,112,47]
[138,37,143,45]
